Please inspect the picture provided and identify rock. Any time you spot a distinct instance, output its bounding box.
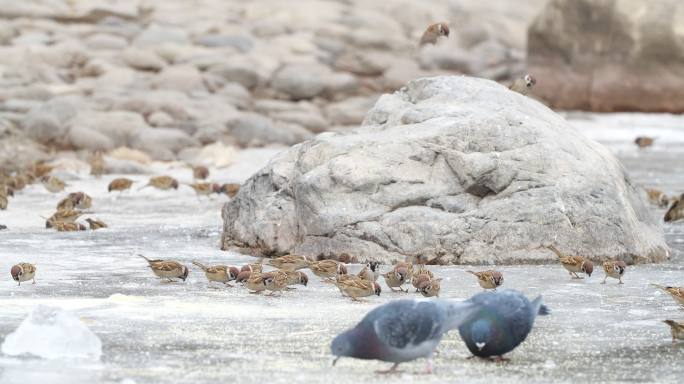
[152,65,205,93]
[122,48,166,71]
[84,33,128,50]
[325,96,378,126]
[195,34,253,52]
[1,306,102,360]
[147,111,174,127]
[528,0,684,112]
[207,60,260,90]
[216,82,251,109]
[192,142,238,168]
[221,76,668,265]
[108,146,151,164]
[69,111,149,149]
[22,97,79,145]
[130,128,199,161]
[270,63,332,100]
[133,24,190,47]
[68,125,114,151]
[227,113,312,147]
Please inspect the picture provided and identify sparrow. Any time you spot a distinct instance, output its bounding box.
[0,194,6,210]
[458,290,549,361]
[509,74,536,95]
[635,136,654,148]
[140,176,179,191]
[188,182,221,198]
[419,22,449,46]
[1,183,14,197]
[241,263,263,274]
[41,176,66,193]
[466,270,504,290]
[411,265,434,291]
[309,259,347,281]
[652,284,684,306]
[11,262,36,286]
[357,261,380,282]
[46,209,83,228]
[266,255,310,272]
[244,271,266,293]
[28,162,53,178]
[57,192,92,211]
[53,221,87,231]
[192,261,239,287]
[663,320,684,343]
[262,270,289,296]
[284,270,309,288]
[85,218,108,230]
[108,177,134,193]
[331,298,475,374]
[646,188,669,208]
[191,165,209,180]
[334,278,382,301]
[383,262,411,292]
[138,254,188,282]
[8,174,29,191]
[601,260,626,284]
[547,244,593,279]
[418,278,442,298]
[220,183,241,198]
[90,152,105,177]
[664,194,684,222]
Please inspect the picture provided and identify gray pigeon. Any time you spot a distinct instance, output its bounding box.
[458,289,549,361]
[331,298,477,373]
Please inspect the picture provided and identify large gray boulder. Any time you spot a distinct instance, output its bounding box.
[528,0,684,112]
[223,76,668,265]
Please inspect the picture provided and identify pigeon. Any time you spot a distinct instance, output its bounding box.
[331,298,477,373]
[457,290,549,361]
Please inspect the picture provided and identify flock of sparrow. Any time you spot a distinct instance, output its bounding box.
[1,21,683,372]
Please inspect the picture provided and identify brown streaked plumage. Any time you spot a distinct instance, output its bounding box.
[309,260,347,281]
[138,254,188,282]
[652,284,684,306]
[53,221,87,232]
[547,245,594,279]
[411,265,434,291]
[664,194,684,222]
[244,271,266,293]
[28,162,53,179]
[0,194,7,210]
[41,176,66,193]
[602,260,626,284]
[188,182,221,197]
[140,176,179,191]
[357,261,380,282]
[220,183,240,198]
[635,136,654,149]
[419,22,450,46]
[418,278,442,298]
[467,270,504,290]
[192,165,209,180]
[46,210,83,228]
[108,178,134,193]
[646,188,669,208]
[8,174,29,191]
[85,218,108,230]
[11,262,36,286]
[267,255,310,272]
[241,263,263,274]
[284,270,309,287]
[192,261,239,286]
[334,279,381,301]
[262,270,289,296]
[383,263,410,293]
[663,320,684,343]
[509,74,536,95]
[90,152,105,177]
[57,192,92,211]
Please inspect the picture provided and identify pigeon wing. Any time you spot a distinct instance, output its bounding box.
[371,300,445,349]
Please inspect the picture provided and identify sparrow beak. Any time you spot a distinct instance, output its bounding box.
[332,356,341,366]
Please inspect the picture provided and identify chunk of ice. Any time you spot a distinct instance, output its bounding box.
[1,306,102,360]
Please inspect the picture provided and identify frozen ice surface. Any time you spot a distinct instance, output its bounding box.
[1,305,102,360]
[0,123,683,383]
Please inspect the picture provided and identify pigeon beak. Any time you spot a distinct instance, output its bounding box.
[332,356,341,366]
[476,342,486,351]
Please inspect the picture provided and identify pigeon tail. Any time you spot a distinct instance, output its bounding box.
[443,300,478,330]
[531,295,550,316]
